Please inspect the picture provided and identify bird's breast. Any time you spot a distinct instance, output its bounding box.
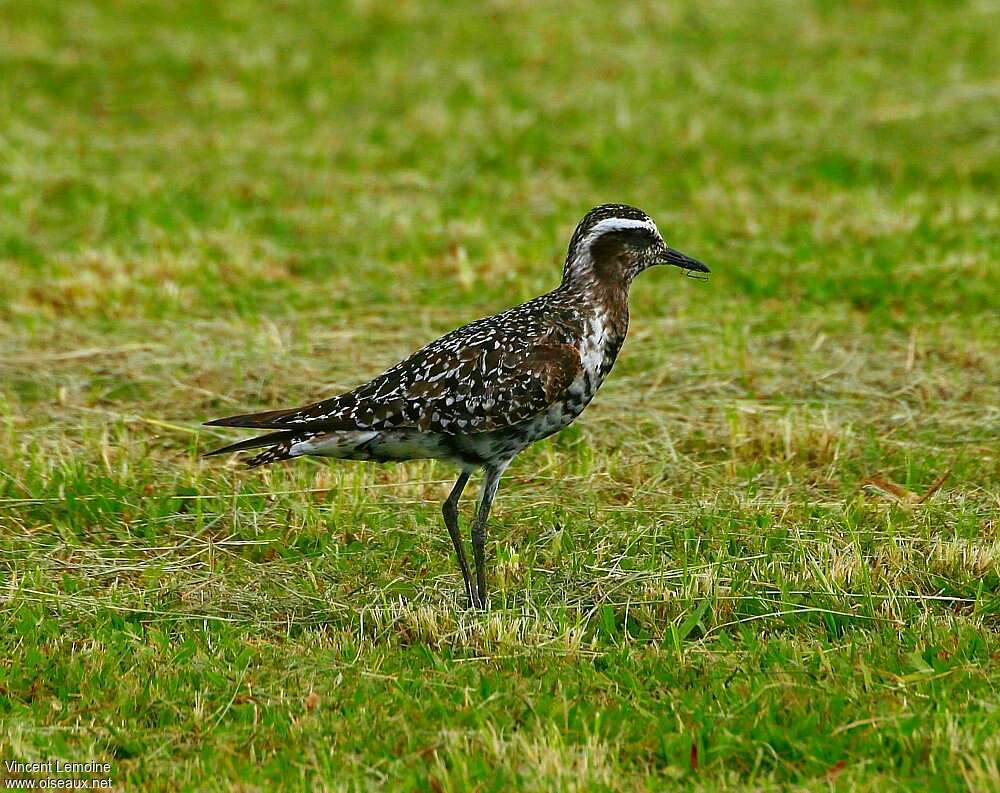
[572,310,626,401]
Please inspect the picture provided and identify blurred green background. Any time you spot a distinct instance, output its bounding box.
[1,1,998,789]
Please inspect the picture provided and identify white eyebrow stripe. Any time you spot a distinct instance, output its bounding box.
[583,217,660,244]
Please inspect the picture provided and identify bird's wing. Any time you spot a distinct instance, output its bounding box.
[206,301,584,435]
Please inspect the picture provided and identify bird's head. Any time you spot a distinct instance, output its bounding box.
[562,204,709,288]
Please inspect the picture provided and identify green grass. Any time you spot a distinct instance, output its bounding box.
[1,0,998,789]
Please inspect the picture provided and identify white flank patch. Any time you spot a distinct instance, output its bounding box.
[292,431,377,457]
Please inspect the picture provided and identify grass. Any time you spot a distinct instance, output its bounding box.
[1,0,998,789]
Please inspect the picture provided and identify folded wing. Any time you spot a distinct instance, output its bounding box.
[205,310,583,437]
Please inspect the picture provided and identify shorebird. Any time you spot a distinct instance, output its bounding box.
[205,204,709,608]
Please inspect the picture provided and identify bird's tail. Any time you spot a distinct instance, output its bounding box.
[203,429,308,468]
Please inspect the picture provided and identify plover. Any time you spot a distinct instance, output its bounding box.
[205,204,709,608]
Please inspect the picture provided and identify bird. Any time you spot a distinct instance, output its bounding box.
[204,204,709,608]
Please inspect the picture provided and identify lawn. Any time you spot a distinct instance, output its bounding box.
[1,0,998,789]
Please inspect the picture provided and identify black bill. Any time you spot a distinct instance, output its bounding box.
[659,246,710,274]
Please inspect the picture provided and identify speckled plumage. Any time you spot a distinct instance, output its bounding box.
[206,204,709,608]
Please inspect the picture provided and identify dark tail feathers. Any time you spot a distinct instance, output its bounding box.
[203,429,303,467]
[203,407,302,430]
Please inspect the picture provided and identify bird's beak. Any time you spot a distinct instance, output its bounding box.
[655,245,710,274]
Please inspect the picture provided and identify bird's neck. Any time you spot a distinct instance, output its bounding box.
[557,274,630,344]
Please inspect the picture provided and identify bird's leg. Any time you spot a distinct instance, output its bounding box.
[442,471,478,608]
[471,462,509,610]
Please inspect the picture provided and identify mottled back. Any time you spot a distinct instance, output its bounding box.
[208,291,587,436]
